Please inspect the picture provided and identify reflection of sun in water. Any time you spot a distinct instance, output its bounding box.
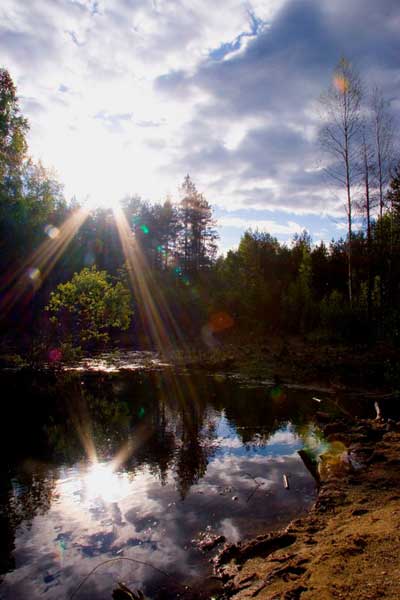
[83,463,131,503]
[58,462,133,507]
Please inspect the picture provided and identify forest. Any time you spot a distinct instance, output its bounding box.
[2,21,400,598]
[1,61,400,362]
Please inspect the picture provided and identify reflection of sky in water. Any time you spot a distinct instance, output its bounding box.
[0,411,316,600]
[214,412,303,458]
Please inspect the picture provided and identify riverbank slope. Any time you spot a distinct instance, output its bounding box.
[215,418,400,599]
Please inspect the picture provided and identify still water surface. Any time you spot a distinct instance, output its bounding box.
[0,354,333,599]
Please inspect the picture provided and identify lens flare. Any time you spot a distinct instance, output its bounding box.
[209,311,234,333]
[0,207,89,316]
[48,348,62,362]
[44,224,60,239]
[113,205,185,353]
[333,74,349,94]
[112,205,201,426]
[27,267,41,281]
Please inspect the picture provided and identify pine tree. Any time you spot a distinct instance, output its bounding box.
[178,175,218,273]
[0,68,28,192]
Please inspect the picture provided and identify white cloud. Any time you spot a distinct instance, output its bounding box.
[1,0,399,230]
[1,0,267,206]
[218,216,303,235]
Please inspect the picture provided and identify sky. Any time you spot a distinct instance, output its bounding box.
[1,0,400,252]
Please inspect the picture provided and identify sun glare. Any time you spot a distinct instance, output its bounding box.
[83,193,121,211]
[83,462,132,504]
[0,206,89,316]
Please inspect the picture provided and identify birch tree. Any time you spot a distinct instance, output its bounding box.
[371,87,395,218]
[359,122,374,320]
[319,57,363,305]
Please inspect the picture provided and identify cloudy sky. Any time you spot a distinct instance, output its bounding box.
[1,0,400,251]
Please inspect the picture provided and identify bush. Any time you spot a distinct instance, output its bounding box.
[46,266,133,346]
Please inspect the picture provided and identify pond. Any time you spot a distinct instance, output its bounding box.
[0,355,337,599]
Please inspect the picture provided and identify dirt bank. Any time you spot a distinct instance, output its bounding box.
[214,418,400,600]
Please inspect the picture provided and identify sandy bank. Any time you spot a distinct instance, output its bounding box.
[214,418,400,599]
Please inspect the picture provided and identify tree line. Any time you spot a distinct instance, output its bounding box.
[319,57,397,315]
[1,63,400,356]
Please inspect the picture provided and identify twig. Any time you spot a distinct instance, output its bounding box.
[374,400,382,420]
[69,557,171,599]
[243,471,260,484]
[243,472,264,502]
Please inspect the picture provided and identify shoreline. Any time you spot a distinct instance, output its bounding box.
[212,417,400,599]
[2,334,399,391]
[2,342,400,599]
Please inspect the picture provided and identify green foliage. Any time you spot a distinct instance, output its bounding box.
[3,69,400,351]
[320,290,347,332]
[0,69,67,280]
[283,244,315,332]
[0,68,28,188]
[46,266,133,345]
[179,175,218,272]
[359,276,381,314]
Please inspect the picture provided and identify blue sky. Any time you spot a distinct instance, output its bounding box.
[1,0,399,252]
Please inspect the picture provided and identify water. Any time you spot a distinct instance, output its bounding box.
[0,356,333,599]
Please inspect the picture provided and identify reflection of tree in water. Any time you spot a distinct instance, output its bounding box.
[44,374,135,464]
[9,465,56,524]
[174,405,216,499]
[213,383,318,446]
[0,463,56,577]
[0,466,16,577]
[0,371,62,578]
[130,398,176,485]
[29,371,220,498]
[0,368,324,578]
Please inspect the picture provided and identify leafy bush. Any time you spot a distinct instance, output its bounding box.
[46,266,133,346]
